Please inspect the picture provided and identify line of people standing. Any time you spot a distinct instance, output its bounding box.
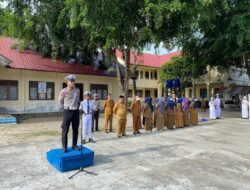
[132,96,199,134]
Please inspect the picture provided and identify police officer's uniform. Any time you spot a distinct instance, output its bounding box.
[58,74,80,153]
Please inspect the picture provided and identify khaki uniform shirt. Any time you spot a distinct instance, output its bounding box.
[103,99,115,114]
[113,102,127,119]
[130,101,141,116]
[143,103,153,118]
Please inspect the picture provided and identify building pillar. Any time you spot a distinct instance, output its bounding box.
[158,86,162,98]
[207,82,210,98]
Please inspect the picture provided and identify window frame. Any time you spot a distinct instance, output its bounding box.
[29,81,55,100]
[0,80,18,100]
[145,71,150,79]
[90,84,108,100]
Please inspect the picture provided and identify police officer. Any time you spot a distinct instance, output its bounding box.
[58,74,80,153]
[79,91,95,144]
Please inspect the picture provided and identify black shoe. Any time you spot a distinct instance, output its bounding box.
[72,146,80,151]
[122,134,127,136]
[137,131,142,134]
[109,129,113,133]
[133,132,137,135]
[89,138,95,143]
[96,129,99,131]
[63,148,67,153]
[82,139,86,144]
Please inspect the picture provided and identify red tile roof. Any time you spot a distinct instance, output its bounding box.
[0,37,112,76]
[116,50,182,68]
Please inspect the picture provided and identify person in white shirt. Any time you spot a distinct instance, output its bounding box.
[79,91,95,144]
[214,94,221,119]
[209,97,216,120]
[241,96,249,119]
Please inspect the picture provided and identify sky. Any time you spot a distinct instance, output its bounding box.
[142,42,179,55]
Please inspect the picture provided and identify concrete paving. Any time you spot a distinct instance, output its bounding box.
[0,110,250,190]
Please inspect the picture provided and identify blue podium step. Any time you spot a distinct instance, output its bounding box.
[0,115,17,125]
[47,146,94,172]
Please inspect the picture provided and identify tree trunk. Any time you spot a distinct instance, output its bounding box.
[192,78,195,98]
[124,48,130,106]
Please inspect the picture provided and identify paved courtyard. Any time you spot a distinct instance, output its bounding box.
[0,110,250,190]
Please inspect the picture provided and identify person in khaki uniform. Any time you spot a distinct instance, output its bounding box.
[113,95,127,137]
[183,97,190,126]
[166,98,176,129]
[143,97,153,132]
[130,96,142,135]
[103,93,115,133]
[175,98,184,128]
[189,98,199,125]
[154,98,165,131]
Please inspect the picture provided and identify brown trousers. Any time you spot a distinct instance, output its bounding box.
[116,118,127,137]
[104,113,113,131]
[190,109,199,125]
[183,110,190,126]
[145,117,153,131]
[155,111,164,130]
[132,114,141,132]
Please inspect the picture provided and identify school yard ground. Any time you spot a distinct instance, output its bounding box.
[0,110,250,190]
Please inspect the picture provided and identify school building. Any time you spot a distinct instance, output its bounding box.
[0,37,180,114]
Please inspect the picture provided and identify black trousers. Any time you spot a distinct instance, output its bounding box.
[92,110,99,131]
[61,109,79,149]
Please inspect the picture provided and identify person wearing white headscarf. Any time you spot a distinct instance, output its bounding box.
[241,96,249,119]
[214,94,221,119]
[209,97,216,120]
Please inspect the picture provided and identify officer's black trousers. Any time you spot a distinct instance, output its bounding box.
[92,110,99,131]
[61,109,79,149]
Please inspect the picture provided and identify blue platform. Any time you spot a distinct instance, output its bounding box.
[0,114,17,125]
[46,146,94,172]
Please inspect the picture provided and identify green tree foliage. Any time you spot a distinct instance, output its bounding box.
[159,0,250,88]
[2,0,95,62]
[66,0,196,102]
[181,0,250,68]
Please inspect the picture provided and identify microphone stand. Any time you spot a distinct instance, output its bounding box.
[68,111,97,179]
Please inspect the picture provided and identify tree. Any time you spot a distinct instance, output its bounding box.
[66,0,197,104]
[3,0,95,62]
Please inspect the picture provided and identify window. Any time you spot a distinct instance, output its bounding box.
[151,71,153,79]
[63,83,84,101]
[0,80,18,100]
[154,89,158,98]
[189,89,192,98]
[145,71,149,79]
[90,84,108,100]
[154,71,158,80]
[145,90,150,97]
[214,88,220,95]
[136,90,143,97]
[128,89,132,97]
[29,81,54,100]
[140,71,143,79]
[135,71,139,78]
[200,89,207,98]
